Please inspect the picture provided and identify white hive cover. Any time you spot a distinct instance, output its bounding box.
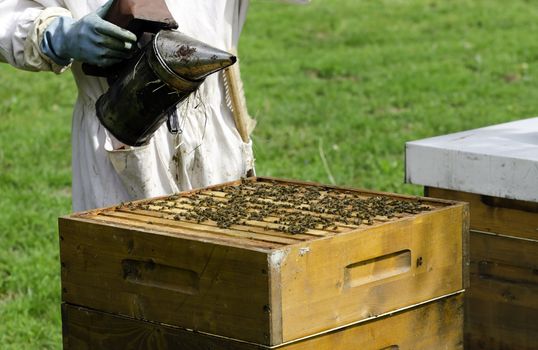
[406,117,538,202]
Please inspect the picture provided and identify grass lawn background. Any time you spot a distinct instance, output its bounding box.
[1,0,538,348]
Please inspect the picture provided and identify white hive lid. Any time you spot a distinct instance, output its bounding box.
[405,117,538,202]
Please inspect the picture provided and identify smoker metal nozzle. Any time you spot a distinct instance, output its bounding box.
[155,30,237,81]
[96,29,237,147]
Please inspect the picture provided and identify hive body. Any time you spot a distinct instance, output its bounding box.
[63,294,464,349]
[406,117,538,350]
[426,188,538,350]
[59,177,468,348]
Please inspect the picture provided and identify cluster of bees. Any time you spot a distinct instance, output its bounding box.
[126,180,431,235]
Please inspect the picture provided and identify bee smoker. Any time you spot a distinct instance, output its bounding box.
[84,0,237,146]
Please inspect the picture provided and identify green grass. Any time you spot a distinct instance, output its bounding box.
[242,0,538,191]
[1,0,538,347]
[0,67,73,348]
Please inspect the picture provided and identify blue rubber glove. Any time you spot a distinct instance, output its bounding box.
[41,1,137,67]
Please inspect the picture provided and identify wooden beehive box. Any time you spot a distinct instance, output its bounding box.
[426,188,538,350]
[406,118,538,350]
[63,293,464,349]
[59,177,468,347]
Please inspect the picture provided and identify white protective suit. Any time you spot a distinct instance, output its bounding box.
[0,0,260,211]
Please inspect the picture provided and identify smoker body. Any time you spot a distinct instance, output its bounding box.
[96,32,200,146]
[95,30,235,146]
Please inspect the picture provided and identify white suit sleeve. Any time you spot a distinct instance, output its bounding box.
[0,0,72,73]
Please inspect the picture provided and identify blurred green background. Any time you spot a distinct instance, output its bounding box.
[1,0,538,348]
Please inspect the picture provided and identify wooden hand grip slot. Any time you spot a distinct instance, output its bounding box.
[121,259,200,295]
[344,250,412,289]
[379,346,399,350]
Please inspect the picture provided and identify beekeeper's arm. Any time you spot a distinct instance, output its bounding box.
[0,0,67,72]
[0,0,135,73]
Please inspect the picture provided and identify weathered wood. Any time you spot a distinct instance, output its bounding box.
[462,203,471,289]
[465,231,538,350]
[62,293,463,350]
[283,293,463,350]
[59,218,273,345]
[426,187,538,241]
[426,187,538,349]
[59,178,468,346]
[62,303,266,350]
[277,204,466,342]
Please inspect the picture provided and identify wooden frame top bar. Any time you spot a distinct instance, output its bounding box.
[66,177,462,251]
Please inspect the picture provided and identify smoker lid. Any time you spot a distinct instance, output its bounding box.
[153,30,236,82]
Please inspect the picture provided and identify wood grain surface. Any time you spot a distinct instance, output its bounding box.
[59,218,272,345]
[62,293,464,350]
[426,187,538,241]
[59,178,467,346]
[278,204,466,342]
[465,232,538,350]
[426,187,538,349]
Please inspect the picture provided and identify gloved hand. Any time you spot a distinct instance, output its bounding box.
[41,0,137,67]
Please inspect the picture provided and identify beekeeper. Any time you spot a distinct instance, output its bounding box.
[0,0,265,211]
